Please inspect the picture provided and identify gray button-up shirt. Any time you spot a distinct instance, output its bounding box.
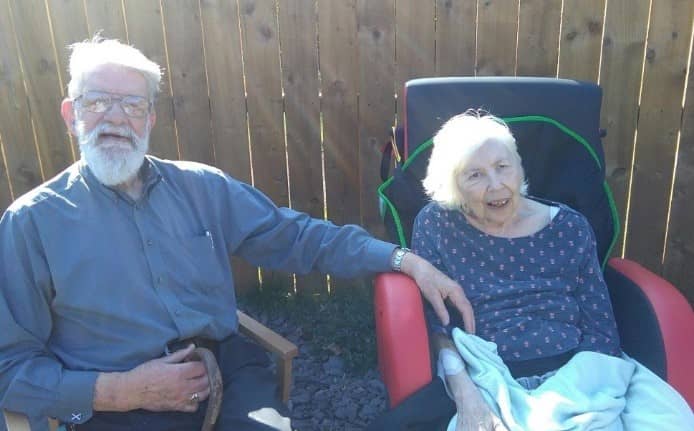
[0,156,395,424]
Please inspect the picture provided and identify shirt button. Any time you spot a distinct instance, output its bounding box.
[147,239,153,246]
[157,276,163,284]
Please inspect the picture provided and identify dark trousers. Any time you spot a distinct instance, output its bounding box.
[366,379,455,431]
[77,335,291,431]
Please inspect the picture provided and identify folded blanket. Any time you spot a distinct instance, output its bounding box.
[447,328,694,431]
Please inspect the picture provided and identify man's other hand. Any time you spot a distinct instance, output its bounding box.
[94,344,210,412]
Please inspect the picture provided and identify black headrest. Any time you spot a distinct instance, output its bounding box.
[404,77,605,176]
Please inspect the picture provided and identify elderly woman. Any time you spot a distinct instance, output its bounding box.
[412,112,692,431]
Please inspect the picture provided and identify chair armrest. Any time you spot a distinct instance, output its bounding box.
[237,310,298,403]
[374,273,432,407]
[2,411,58,431]
[607,258,694,408]
[3,410,30,431]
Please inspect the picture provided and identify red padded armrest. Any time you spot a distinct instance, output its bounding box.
[608,257,694,408]
[374,273,432,407]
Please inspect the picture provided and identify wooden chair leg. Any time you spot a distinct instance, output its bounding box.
[237,310,299,403]
[276,355,294,403]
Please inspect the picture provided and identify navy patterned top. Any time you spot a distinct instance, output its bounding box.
[413,200,621,364]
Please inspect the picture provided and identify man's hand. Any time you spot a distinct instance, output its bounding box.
[94,344,210,412]
[399,252,475,333]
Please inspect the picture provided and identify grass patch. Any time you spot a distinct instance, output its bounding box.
[239,280,378,374]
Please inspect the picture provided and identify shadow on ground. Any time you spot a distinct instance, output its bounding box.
[239,282,388,431]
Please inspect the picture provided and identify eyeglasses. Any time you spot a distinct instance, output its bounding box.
[74,91,152,118]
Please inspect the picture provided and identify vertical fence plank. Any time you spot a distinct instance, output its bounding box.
[435,0,476,77]
[83,0,127,40]
[279,0,321,218]
[239,0,287,205]
[239,0,289,290]
[47,0,89,86]
[9,0,74,179]
[200,0,259,293]
[476,0,518,76]
[663,35,694,302]
[516,0,561,76]
[46,0,87,180]
[319,0,359,227]
[161,1,214,165]
[395,0,435,100]
[123,0,179,160]
[319,0,361,290]
[626,0,694,272]
[558,0,605,81]
[0,1,43,203]
[599,0,649,255]
[200,0,250,182]
[0,136,12,210]
[358,0,395,239]
[279,0,326,292]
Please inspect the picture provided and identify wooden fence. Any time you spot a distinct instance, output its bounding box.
[0,0,693,301]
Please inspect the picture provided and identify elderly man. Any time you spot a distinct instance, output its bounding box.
[0,37,473,431]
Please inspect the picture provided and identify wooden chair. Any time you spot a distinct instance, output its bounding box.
[3,310,298,431]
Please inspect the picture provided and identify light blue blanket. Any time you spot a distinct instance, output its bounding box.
[447,328,694,430]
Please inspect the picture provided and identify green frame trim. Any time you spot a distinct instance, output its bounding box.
[377,137,433,247]
[377,115,620,268]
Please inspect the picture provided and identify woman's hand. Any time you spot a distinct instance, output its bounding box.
[400,252,475,333]
[456,396,508,431]
[431,334,507,431]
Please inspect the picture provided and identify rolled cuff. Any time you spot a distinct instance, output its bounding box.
[52,370,98,424]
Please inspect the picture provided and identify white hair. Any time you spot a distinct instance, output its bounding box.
[422,111,528,209]
[67,35,162,100]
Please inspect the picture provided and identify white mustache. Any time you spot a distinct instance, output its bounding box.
[92,124,138,146]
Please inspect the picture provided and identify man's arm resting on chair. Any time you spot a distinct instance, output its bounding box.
[431,333,508,431]
[399,252,476,332]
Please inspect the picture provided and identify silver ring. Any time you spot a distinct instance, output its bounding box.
[190,392,199,402]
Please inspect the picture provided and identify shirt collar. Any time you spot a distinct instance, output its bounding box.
[78,156,163,203]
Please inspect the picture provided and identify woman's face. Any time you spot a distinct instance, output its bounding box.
[456,139,524,230]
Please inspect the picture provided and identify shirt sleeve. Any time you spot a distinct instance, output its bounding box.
[573,215,621,356]
[219,177,396,278]
[412,206,456,333]
[0,208,98,424]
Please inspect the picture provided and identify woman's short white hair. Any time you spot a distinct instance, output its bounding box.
[422,110,528,209]
[67,35,162,100]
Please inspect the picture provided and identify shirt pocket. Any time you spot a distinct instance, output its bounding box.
[163,232,227,292]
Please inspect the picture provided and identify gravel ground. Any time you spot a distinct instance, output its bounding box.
[243,304,389,431]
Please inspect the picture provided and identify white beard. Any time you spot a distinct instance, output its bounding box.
[77,121,150,186]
